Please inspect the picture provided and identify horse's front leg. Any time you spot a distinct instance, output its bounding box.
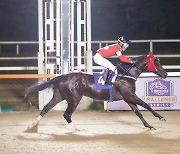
[125,93,166,121]
[134,96,165,121]
[128,103,155,130]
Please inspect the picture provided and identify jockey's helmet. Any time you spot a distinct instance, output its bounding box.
[118,36,130,51]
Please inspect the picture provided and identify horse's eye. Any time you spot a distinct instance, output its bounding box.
[154,58,160,66]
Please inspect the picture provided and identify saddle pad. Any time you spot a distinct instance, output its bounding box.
[93,70,108,90]
[93,70,114,101]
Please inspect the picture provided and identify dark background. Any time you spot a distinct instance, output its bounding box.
[0,0,179,105]
[0,0,180,41]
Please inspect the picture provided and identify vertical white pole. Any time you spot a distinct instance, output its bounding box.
[77,0,81,71]
[38,0,45,110]
[38,0,44,75]
[104,101,108,111]
[83,2,87,53]
[56,0,61,74]
[44,2,47,72]
[70,0,74,71]
[61,0,70,74]
[86,0,92,73]
[150,40,153,52]
[45,1,55,74]
[68,1,71,72]
[83,2,87,72]
[60,0,63,73]
[50,1,54,51]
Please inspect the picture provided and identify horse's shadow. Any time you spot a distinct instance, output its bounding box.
[17,130,180,145]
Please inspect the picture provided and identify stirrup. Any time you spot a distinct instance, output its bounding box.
[105,79,112,85]
[105,70,113,85]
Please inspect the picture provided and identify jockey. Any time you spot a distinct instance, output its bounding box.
[94,36,132,85]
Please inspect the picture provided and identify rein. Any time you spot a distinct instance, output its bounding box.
[115,58,147,81]
[116,63,137,80]
[118,75,137,81]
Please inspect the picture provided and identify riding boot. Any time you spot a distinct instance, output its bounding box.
[105,70,113,85]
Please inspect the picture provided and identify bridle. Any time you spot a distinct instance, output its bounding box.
[147,54,161,73]
[116,52,160,81]
[116,63,138,81]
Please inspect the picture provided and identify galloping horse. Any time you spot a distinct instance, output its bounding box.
[24,51,167,132]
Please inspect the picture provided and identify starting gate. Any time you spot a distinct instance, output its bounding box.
[38,0,92,110]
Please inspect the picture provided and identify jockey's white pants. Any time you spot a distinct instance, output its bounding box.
[94,53,117,74]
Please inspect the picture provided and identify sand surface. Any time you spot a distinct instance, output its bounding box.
[0,110,180,154]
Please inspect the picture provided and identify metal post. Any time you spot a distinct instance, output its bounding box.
[44,2,48,71]
[150,40,153,52]
[56,0,61,74]
[38,0,44,75]
[76,0,92,72]
[50,1,54,51]
[70,0,75,71]
[16,44,19,55]
[83,1,87,72]
[77,0,82,71]
[38,0,45,110]
[86,0,92,73]
[61,0,70,74]
[45,1,55,74]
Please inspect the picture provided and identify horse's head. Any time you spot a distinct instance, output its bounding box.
[146,51,167,78]
[132,51,167,79]
[116,51,167,79]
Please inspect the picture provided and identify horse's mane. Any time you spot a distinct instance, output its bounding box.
[117,55,146,66]
[131,55,146,62]
[116,55,146,71]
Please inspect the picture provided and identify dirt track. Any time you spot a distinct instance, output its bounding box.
[0,110,180,154]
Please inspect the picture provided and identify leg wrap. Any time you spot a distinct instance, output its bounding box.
[63,112,72,123]
[40,105,49,116]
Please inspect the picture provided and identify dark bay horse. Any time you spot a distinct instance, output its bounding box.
[24,51,167,132]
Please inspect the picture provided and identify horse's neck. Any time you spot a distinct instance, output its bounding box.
[129,67,142,79]
[118,63,142,79]
[117,56,147,79]
[131,56,148,77]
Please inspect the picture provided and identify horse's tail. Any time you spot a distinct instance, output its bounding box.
[24,76,61,105]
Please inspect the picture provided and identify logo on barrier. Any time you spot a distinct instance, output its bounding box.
[143,79,177,108]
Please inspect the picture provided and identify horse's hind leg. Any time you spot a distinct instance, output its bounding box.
[25,88,63,133]
[63,97,82,132]
[128,103,155,130]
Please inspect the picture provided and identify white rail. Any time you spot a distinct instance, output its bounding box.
[0,39,180,71]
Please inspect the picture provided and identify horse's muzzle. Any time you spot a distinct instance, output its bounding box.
[155,69,167,79]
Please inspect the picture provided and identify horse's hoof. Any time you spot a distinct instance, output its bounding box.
[69,122,79,133]
[145,125,156,130]
[70,125,80,133]
[160,117,166,121]
[24,124,38,133]
[72,128,80,133]
[150,127,156,130]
